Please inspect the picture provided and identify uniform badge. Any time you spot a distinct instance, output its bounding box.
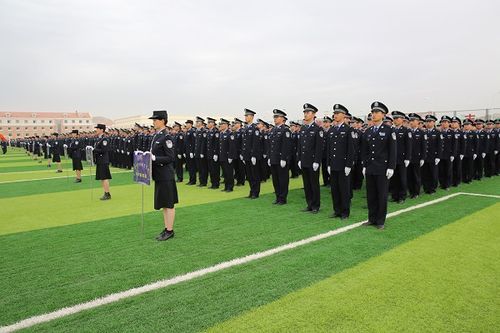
[215,133,219,138]
[408,132,412,139]
[455,134,459,139]
[255,130,260,136]
[351,132,356,138]
[424,134,428,140]
[180,135,183,139]
[230,135,234,140]
[75,141,79,144]
[440,134,444,139]
[285,132,290,138]
[103,140,108,146]
[319,131,323,137]
[193,133,197,137]
[264,135,268,139]
[166,140,173,148]
[392,132,396,140]
[203,133,207,138]
[380,132,386,137]
[463,134,467,139]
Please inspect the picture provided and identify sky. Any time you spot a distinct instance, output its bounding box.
[1,0,500,121]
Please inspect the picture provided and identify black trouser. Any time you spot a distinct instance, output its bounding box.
[245,161,261,197]
[422,161,438,193]
[321,159,330,186]
[208,158,220,187]
[366,174,389,225]
[221,161,234,191]
[452,157,462,186]
[271,163,290,203]
[474,155,484,179]
[196,157,208,185]
[407,162,422,196]
[438,158,453,189]
[186,156,197,183]
[260,160,270,181]
[330,170,351,217]
[175,157,184,181]
[234,158,246,185]
[484,153,495,177]
[301,167,320,210]
[390,163,408,201]
[290,155,299,178]
[462,156,474,183]
[352,160,364,190]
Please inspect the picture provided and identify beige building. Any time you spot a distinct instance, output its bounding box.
[0,111,93,138]
[113,114,235,128]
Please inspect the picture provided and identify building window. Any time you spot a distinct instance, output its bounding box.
[33,127,37,129]
[64,120,68,123]
[33,120,36,123]
[25,127,28,130]
[49,120,52,123]
[64,126,67,129]
[26,133,29,136]
[41,120,45,123]
[8,127,11,130]
[79,120,82,123]
[72,120,75,123]
[50,127,53,129]
[7,120,10,123]
[24,120,28,123]
[8,133,12,136]
[16,120,19,123]
[16,127,20,130]
[86,120,90,123]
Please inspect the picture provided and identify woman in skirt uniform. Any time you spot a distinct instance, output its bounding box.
[149,110,178,241]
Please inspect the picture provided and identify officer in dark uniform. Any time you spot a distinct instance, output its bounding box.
[206,117,221,189]
[232,118,246,186]
[407,113,427,198]
[422,115,442,194]
[149,110,178,242]
[484,119,496,177]
[257,119,270,182]
[173,122,185,182]
[438,116,457,190]
[462,118,478,183]
[241,109,263,198]
[219,118,237,192]
[321,116,332,187]
[326,104,355,219]
[268,109,291,205]
[361,101,396,229]
[351,117,364,190]
[298,103,323,213]
[451,116,465,187]
[68,130,84,183]
[184,120,197,185]
[51,133,63,173]
[474,119,489,180]
[194,116,208,186]
[289,122,300,178]
[390,111,412,203]
[92,124,112,200]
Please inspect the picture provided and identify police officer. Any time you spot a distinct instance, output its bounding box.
[268,109,291,205]
[390,111,412,203]
[462,119,478,183]
[219,118,237,192]
[184,120,197,185]
[92,124,112,200]
[51,133,63,173]
[422,115,442,194]
[321,116,332,187]
[149,110,178,242]
[289,122,300,178]
[351,117,364,191]
[484,119,496,177]
[474,119,489,180]
[361,101,396,229]
[451,116,465,187]
[194,117,208,186]
[298,103,323,214]
[232,118,246,186]
[206,117,221,189]
[407,113,427,198]
[172,122,185,182]
[326,104,355,219]
[438,116,457,190]
[241,109,262,199]
[68,130,84,183]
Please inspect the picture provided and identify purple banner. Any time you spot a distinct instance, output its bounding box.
[133,151,152,186]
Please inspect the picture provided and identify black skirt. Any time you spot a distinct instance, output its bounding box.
[154,180,178,209]
[72,158,83,171]
[52,154,61,163]
[95,163,112,180]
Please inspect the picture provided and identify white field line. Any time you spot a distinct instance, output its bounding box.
[0,171,132,184]
[1,192,498,333]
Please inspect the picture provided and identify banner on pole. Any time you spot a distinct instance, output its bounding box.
[133,151,152,186]
[85,146,94,166]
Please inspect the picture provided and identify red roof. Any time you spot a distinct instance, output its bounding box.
[0,111,91,119]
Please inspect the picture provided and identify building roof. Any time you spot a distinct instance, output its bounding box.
[0,111,91,119]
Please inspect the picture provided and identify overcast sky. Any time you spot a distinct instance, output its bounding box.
[1,0,499,121]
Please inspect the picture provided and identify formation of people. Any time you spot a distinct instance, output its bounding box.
[11,102,500,234]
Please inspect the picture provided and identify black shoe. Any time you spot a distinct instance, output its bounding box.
[157,230,175,241]
[340,215,349,220]
[210,186,220,189]
[155,229,167,240]
[56,170,63,173]
[236,183,245,186]
[276,201,286,205]
[376,224,385,230]
[225,189,233,192]
[250,195,258,199]
[397,199,405,204]
[100,193,111,201]
[74,179,82,183]
[311,209,319,214]
[177,179,183,183]
[301,207,312,212]
[272,200,279,204]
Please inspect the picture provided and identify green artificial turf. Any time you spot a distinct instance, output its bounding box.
[208,203,500,333]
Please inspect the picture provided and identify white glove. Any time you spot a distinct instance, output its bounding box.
[263,154,267,159]
[362,167,366,176]
[327,166,331,174]
[200,154,204,158]
[494,150,498,155]
[251,157,256,165]
[240,154,244,161]
[151,154,156,161]
[228,158,233,164]
[298,161,302,169]
[177,154,182,159]
[473,154,477,160]
[63,144,68,148]
[434,158,440,165]
[450,156,454,162]
[189,153,194,158]
[213,155,218,162]
[345,167,351,176]
[183,153,186,158]
[280,160,286,168]
[404,160,410,168]
[312,162,319,171]
[267,159,271,167]
[386,168,394,179]
[419,159,424,167]
[460,155,464,160]
[121,150,124,153]
[481,153,486,158]
[47,144,51,148]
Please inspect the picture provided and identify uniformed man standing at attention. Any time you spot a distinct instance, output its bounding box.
[184,120,197,185]
[218,118,237,192]
[172,122,185,182]
[232,118,246,186]
[407,113,427,198]
[149,110,178,242]
[438,116,457,190]
[206,117,221,189]
[241,109,262,199]
[194,116,208,187]
[361,101,396,229]
[421,115,442,194]
[326,104,354,219]
[68,130,84,183]
[298,103,323,214]
[462,118,478,184]
[450,116,465,187]
[268,109,291,205]
[93,124,112,200]
[390,111,412,203]
[51,133,64,173]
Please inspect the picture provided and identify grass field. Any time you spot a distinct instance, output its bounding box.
[0,147,499,332]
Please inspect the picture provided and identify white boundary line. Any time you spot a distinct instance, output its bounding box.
[1,191,498,332]
[0,170,132,184]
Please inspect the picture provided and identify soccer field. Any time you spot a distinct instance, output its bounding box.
[1,148,499,332]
